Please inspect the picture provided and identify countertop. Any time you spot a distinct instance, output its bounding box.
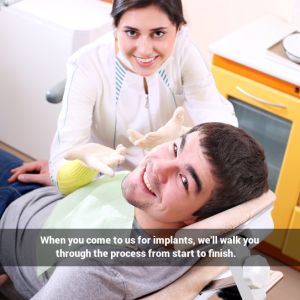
[209,15,300,86]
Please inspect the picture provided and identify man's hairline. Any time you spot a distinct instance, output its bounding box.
[183,128,217,218]
[179,132,203,196]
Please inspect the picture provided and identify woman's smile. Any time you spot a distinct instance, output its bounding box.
[134,55,159,67]
[117,5,178,76]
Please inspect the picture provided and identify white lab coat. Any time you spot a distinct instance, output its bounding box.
[49,27,237,186]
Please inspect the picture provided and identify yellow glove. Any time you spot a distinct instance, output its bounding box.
[128,107,191,151]
[64,143,126,177]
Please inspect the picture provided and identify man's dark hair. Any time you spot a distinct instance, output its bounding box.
[111,0,187,29]
[189,123,269,219]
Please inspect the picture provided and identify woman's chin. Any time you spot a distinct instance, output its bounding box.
[134,66,159,77]
[131,60,162,77]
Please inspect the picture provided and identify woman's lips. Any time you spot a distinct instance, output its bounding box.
[134,55,158,67]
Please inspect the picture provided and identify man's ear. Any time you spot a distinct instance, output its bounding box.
[183,217,205,226]
[183,219,197,226]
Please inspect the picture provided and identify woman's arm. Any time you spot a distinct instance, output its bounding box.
[181,41,238,127]
[49,57,100,193]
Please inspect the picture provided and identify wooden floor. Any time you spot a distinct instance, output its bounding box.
[1,142,300,299]
[0,142,34,163]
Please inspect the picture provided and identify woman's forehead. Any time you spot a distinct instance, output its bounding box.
[118,5,173,28]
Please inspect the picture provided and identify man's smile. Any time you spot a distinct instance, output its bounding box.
[138,166,157,197]
[143,170,155,195]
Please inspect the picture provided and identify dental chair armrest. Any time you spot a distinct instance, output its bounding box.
[46,79,66,104]
[139,258,228,300]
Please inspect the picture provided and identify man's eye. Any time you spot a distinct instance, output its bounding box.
[173,144,178,157]
[153,31,165,38]
[182,176,188,191]
[126,30,137,37]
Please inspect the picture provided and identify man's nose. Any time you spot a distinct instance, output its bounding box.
[153,159,177,184]
[138,36,153,57]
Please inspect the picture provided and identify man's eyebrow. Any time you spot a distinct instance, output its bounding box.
[186,164,202,195]
[179,134,186,152]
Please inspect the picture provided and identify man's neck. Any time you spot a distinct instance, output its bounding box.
[134,208,186,249]
[134,208,185,229]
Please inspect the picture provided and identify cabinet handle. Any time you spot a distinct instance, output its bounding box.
[236,86,287,108]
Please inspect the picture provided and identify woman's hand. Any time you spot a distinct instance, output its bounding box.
[8,159,54,186]
[63,144,126,177]
[128,107,190,151]
[0,274,11,287]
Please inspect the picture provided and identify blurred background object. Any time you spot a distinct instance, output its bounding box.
[0,0,23,8]
[0,0,298,160]
[0,0,113,160]
[182,0,296,67]
[290,0,300,27]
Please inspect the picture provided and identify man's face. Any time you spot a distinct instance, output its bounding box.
[122,132,216,226]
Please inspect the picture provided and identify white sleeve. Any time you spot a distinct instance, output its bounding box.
[181,41,238,127]
[49,57,99,186]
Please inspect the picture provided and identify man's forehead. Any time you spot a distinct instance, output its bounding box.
[178,131,200,152]
[179,133,187,152]
[178,132,204,196]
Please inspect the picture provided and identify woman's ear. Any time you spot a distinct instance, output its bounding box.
[113,30,118,40]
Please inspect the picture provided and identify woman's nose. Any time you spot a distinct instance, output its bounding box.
[138,36,153,57]
[153,159,177,184]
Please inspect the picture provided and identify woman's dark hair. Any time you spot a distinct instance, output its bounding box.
[188,123,269,219]
[111,0,187,29]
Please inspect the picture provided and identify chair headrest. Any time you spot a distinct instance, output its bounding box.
[175,190,276,250]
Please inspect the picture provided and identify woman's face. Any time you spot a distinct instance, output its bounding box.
[117,5,179,77]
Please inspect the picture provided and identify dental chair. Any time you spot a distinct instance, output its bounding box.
[45,86,282,300]
[139,190,282,300]
[46,79,66,104]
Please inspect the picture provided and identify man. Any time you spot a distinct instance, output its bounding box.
[0,123,268,300]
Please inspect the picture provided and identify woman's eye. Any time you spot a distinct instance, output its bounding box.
[154,31,164,38]
[126,30,137,37]
[173,144,178,157]
[182,176,188,191]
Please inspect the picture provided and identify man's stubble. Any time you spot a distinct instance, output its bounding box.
[121,159,160,209]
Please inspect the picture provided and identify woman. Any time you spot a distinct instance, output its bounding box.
[49,0,237,194]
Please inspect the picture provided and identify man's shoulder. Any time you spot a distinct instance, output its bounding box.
[43,264,126,299]
[0,186,63,229]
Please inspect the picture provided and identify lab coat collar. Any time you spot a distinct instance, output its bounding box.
[117,50,136,73]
